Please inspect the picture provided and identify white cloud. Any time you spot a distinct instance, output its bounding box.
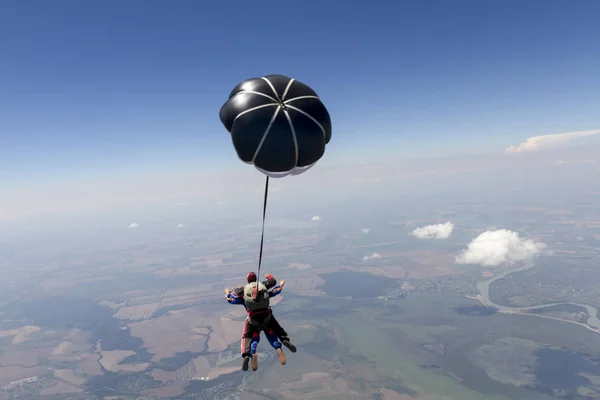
[177,223,184,228]
[311,216,321,221]
[455,229,546,267]
[128,222,139,229]
[412,222,454,240]
[362,228,370,234]
[505,129,600,154]
[363,253,382,261]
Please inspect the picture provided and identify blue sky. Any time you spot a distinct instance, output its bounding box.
[1,0,599,189]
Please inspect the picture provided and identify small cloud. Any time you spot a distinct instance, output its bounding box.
[128,222,139,229]
[311,216,321,221]
[363,253,382,261]
[177,224,184,228]
[455,229,546,267]
[362,228,370,234]
[505,129,600,154]
[412,222,454,240]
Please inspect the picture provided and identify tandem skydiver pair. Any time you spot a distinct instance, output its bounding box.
[225,272,297,371]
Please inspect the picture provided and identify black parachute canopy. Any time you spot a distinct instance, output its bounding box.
[219,74,332,178]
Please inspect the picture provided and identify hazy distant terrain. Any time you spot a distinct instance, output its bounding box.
[2,0,600,396]
[2,176,600,399]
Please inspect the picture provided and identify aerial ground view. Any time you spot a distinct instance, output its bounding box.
[1,1,600,399]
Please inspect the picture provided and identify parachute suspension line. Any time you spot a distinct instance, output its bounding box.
[256,175,270,286]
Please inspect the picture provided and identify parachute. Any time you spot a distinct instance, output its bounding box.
[219,74,332,178]
[219,74,332,276]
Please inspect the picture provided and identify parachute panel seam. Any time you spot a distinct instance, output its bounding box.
[281,78,295,101]
[261,77,281,102]
[284,95,320,104]
[252,105,282,163]
[238,90,277,102]
[234,103,278,126]
[283,109,299,167]
[286,104,326,140]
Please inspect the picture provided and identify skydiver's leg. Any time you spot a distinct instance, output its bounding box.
[240,318,250,371]
[241,318,260,371]
[264,327,282,350]
[268,314,297,353]
[241,319,262,356]
[242,353,250,371]
[241,318,252,357]
[249,331,260,355]
[250,331,260,372]
[265,326,286,365]
[267,313,288,338]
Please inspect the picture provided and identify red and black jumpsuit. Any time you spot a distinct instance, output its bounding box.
[230,274,289,357]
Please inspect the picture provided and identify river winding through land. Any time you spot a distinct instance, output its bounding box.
[475,260,600,331]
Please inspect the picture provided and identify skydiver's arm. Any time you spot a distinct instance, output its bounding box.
[233,286,244,295]
[232,287,245,299]
[226,293,244,305]
[262,273,276,289]
[269,281,285,298]
[269,285,282,298]
[225,288,244,305]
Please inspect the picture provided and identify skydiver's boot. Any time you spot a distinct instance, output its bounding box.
[281,337,297,353]
[251,354,259,371]
[242,356,250,371]
[276,348,286,365]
